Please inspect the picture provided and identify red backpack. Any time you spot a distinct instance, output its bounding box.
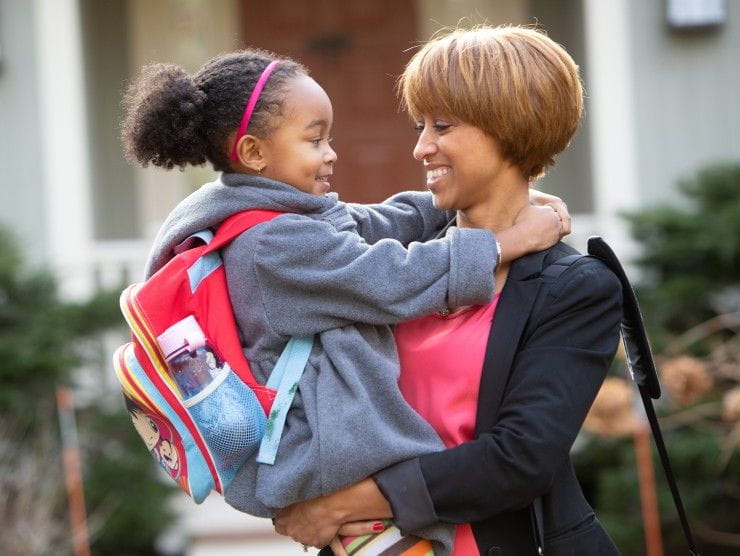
[112,210,313,503]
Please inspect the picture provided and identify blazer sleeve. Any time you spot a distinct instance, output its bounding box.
[375,260,623,528]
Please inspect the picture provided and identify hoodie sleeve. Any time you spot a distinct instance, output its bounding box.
[345,191,453,245]
[242,213,497,336]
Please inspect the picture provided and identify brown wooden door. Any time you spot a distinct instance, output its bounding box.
[241,0,422,203]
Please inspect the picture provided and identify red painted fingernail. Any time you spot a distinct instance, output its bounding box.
[373,522,385,532]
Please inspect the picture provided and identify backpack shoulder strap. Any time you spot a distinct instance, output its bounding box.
[587,236,660,397]
[257,335,315,465]
[203,209,284,254]
[587,236,700,555]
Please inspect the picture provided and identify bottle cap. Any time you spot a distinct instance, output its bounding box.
[157,315,207,359]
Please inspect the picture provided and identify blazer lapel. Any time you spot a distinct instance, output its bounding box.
[474,250,549,436]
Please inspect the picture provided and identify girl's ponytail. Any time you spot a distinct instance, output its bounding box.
[121,63,208,169]
[122,49,306,172]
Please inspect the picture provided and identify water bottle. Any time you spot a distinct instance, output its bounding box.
[157,316,263,470]
[157,316,220,398]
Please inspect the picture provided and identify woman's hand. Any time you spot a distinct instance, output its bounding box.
[273,495,342,549]
[273,479,393,549]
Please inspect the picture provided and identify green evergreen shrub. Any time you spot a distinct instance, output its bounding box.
[0,226,175,555]
[575,162,740,555]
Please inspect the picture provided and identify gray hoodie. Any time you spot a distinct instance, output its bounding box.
[146,173,497,552]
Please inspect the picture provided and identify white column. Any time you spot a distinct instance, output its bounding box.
[34,0,94,298]
[583,0,640,263]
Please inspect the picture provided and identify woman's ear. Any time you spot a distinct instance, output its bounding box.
[234,134,267,173]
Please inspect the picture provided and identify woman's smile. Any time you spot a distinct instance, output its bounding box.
[425,166,450,188]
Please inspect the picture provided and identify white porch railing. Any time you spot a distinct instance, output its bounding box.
[52,239,150,301]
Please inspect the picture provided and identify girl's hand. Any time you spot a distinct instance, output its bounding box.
[497,204,563,263]
[328,521,387,556]
[516,204,566,249]
[329,537,348,556]
[337,520,387,537]
[529,189,571,236]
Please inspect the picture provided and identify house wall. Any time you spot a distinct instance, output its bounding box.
[80,0,138,240]
[581,0,641,256]
[33,0,96,297]
[80,0,247,241]
[629,0,740,207]
[0,0,46,261]
[527,0,594,215]
[416,0,527,39]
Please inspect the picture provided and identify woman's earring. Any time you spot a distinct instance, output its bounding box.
[257,166,263,175]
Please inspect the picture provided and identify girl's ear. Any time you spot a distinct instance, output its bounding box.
[234,134,267,173]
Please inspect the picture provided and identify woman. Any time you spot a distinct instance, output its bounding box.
[274,25,623,555]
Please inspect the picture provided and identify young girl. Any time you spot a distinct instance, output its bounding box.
[121,48,566,554]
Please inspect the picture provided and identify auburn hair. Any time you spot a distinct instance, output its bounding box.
[399,26,583,180]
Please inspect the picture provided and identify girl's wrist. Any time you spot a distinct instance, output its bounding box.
[495,227,530,264]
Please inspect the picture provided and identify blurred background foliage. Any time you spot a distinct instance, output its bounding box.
[577,162,740,555]
[623,163,740,349]
[0,227,175,555]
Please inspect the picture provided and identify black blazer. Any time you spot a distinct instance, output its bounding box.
[408,242,623,555]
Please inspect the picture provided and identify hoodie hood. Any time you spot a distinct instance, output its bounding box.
[145,173,339,277]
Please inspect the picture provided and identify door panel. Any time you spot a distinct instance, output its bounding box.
[241,0,422,203]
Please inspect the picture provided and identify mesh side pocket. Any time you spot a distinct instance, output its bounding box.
[186,371,266,484]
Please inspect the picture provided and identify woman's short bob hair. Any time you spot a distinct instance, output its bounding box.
[399,25,583,181]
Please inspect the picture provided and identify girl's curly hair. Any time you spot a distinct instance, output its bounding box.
[121,49,306,172]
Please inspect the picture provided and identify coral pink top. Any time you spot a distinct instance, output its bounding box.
[395,294,500,556]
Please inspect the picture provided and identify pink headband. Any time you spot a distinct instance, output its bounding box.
[229,60,281,162]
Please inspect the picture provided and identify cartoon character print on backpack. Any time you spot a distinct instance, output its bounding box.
[126,398,186,483]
